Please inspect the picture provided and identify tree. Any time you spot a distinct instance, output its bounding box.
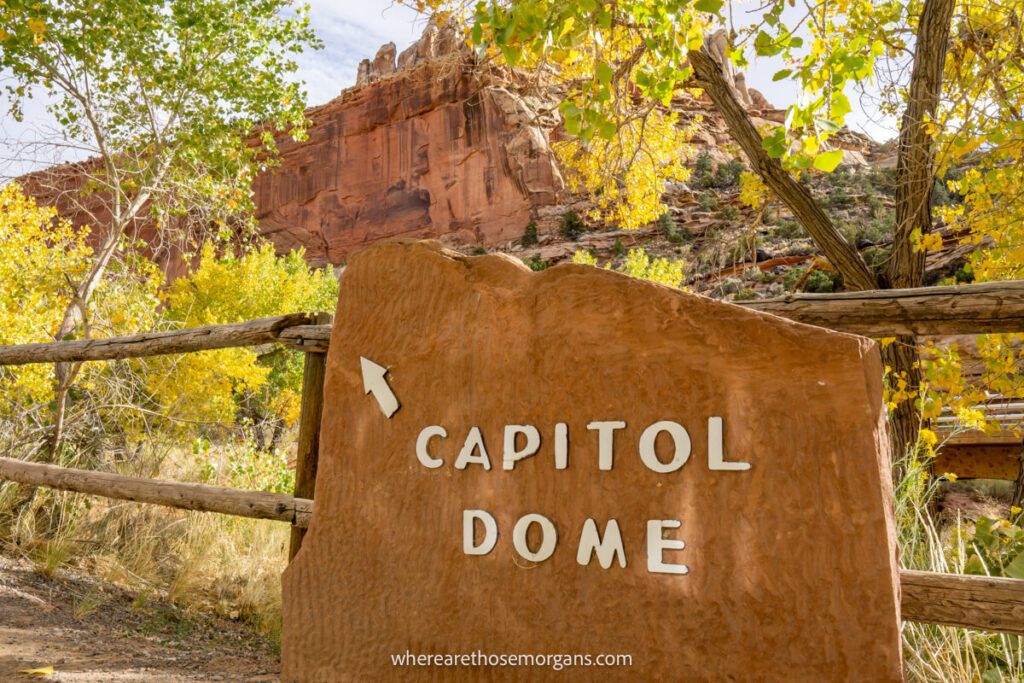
[0,0,320,456]
[416,0,968,459]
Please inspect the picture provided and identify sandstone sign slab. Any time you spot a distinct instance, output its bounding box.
[282,240,903,681]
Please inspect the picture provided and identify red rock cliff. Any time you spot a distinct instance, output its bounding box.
[254,57,563,267]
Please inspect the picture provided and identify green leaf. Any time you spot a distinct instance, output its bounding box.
[1006,551,1024,580]
[596,61,614,85]
[754,31,781,57]
[598,118,617,140]
[762,128,788,158]
[831,91,852,119]
[694,0,724,14]
[500,45,522,67]
[772,69,792,82]
[964,554,987,575]
[812,150,844,172]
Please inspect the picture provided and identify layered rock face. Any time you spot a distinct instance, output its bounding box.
[255,30,563,267]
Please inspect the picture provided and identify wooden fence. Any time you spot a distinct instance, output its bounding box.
[1,280,1024,637]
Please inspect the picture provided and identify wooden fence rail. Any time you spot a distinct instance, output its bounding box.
[0,280,1021,367]
[0,456,312,528]
[0,313,328,365]
[742,280,1024,336]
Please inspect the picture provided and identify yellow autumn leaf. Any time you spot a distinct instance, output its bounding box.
[18,665,54,677]
[27,18,45,34]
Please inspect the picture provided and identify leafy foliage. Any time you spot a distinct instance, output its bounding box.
[151,243,338,427]
[0,184,91,403]
[521,222,538,247]
[0,0,318,241]
[559,211,586,240]
[573,247,686,288]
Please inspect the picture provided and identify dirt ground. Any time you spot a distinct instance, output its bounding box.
[0,555,279,682]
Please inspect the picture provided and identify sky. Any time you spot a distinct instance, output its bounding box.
[0,1,896,178]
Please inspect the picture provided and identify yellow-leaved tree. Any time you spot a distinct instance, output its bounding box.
[0,184,91,406]
[147,243,338,446]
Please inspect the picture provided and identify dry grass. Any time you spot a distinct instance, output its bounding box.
[0,441,291,645]
[895,447,1024,682]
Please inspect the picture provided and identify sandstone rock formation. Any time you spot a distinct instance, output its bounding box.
[254,53,564,267]
[282,239,904,681]
[355,42,398,86]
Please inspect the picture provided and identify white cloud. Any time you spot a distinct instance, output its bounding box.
[297,1,427,105]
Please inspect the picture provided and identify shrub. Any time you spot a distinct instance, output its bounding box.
[772,218,803,239]
[560,211,586,241]
[953,264,975,284]
[697,190,718,212]
[658,212,688,244]
[713,158,745,188]
[863,245,892,275]
[691,152,714,188]
[803,269,841,293]
[717,205,740,223]
[522,255,549,271]
[733,287,757,301]
[782,267,806,290]
[521,222,538,247]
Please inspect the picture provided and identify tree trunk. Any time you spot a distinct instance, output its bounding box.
[688,0,954,465]
[687,47,878,292]
[883,0,956,470]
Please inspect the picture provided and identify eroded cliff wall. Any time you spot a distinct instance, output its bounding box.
[253,56,563,267]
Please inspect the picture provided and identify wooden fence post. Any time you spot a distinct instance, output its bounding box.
[289,312,332,561]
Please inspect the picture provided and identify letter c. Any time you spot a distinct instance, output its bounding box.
[416,425,447,468]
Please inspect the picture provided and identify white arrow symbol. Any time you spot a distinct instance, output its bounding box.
[360,356,400,418]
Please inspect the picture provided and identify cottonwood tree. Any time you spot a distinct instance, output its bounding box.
[0,0,320,456]
[416,0,970,459]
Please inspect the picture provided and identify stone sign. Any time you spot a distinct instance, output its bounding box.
[282,240,903,681]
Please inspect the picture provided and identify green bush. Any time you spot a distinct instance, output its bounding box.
[560,211,585,241]
[862,245,892,275]
[772,218,803,239]
[713,158,745,188]
[690,152,714,189]
[522,255,549,271]
[733,287,757,301]
[521,222,538,247]
[697,190,718,212]
[782,266,806,290]
[658,212,688,244]
[953,263,975,284]
[804,269,841,293]
[717,205,740,222]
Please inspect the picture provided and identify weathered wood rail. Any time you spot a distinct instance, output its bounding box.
[742,280,1024,336]
[0,313,331,365]
[1,280,1022,364]
[3,281,1024,640]
[0,456,312,527]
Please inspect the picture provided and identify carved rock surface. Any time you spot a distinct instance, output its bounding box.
[254,60,562,267]
[282,240,903,681]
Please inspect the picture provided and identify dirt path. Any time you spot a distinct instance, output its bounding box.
[0,556,279,682]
